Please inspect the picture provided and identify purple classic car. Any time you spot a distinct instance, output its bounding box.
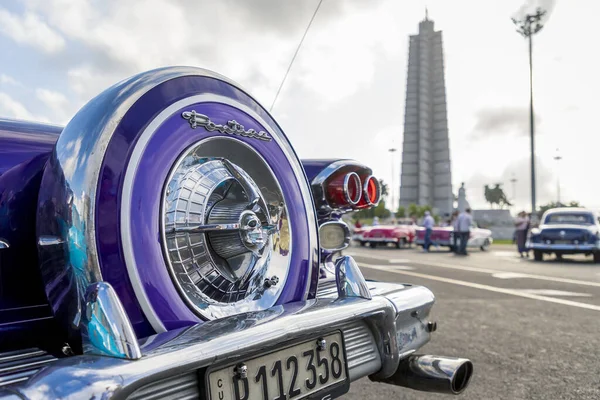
[0,67,472,399]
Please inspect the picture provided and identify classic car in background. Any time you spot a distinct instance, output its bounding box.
[360,219,417,248]
[351,225,369,242]
[0,67,472,399]
[526,208,600,262]
[415,224,493,251]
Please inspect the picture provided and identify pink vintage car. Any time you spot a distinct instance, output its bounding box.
[359,219,417,248]
[415,225,493,251]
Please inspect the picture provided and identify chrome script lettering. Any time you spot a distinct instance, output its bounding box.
[182,110,272,142]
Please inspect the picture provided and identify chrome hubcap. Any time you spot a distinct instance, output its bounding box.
[161,137,291,320]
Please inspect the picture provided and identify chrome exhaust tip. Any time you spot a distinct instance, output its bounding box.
[372,355,473,395]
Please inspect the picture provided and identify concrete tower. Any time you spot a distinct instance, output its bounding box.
[399,13,453,217]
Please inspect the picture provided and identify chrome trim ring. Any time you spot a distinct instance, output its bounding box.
[319,220,351,252]
[344,172,361,205]
[363,175,381,206]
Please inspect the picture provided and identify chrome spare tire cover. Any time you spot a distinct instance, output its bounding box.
[36,67,319,336]
[161,138,291,319]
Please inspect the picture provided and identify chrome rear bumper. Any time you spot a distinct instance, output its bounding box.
[0,259,438,399]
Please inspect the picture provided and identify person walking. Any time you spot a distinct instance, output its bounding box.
[422,211,435,252]
[456,208,473,255]
[514,211,530,258]
[450,210,460,253]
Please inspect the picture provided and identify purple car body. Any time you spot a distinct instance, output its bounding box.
[0,67,472,399]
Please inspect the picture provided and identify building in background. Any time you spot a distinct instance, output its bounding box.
[399,13,453,217]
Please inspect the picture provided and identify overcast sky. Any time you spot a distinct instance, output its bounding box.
[0,0,598,213]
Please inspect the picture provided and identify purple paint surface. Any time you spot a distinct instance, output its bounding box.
[96,75,318,334]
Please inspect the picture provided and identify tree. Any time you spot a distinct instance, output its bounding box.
[406,203,432,219]
[374,200,391,219]
[379,180,389,201]
[396,206,406,218]
[537,201,582,218]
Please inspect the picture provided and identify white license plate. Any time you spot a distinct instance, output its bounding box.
[207,332,347,400]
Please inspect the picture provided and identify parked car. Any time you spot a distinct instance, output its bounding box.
[415,224,493,251]
[396,218,418,244]
[360,219,417,248]
[527,207,600,262]
[0,67,472,398]
[352,225,370,243]
[361,225,411,248]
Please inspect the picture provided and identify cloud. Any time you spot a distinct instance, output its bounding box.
[0,9,65,54]
[0,74,20,86]
[0,92,35,120]
[16,0,389,109]
[464,155,556,211]
[36,88,71,124]
[470,106,541,140]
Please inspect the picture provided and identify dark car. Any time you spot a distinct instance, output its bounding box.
[527,208,600,262]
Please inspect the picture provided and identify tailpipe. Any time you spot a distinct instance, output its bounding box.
[372,355,473,395]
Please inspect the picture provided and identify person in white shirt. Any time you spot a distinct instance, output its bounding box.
[514,211,530,257]
[456,208,473,255]
[422,211,435,251]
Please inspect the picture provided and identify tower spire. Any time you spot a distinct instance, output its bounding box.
[425,7,429,21]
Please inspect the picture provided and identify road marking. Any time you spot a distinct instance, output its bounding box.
[389,259,410,263]
[346,251,600,288]
[493,251,517,257]
[505,258,524,264]
[360,263,600,312]
[492,272,529,279]
[517,289,592,297]
[362,264,415,271]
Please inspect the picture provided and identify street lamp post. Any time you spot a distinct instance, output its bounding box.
[510,175,517,209]
[388,148,397,215]
[512,7,546,218]
[553,148,562,205]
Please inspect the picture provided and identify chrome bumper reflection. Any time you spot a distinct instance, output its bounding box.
[364,237,400,243]
[527,242,598,251]
[1,258,436,400]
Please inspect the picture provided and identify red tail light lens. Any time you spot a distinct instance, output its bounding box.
[325,172,361,207]
[363,175,380,206]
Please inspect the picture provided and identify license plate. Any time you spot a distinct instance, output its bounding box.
[207,332,348,400]
[555,240,571,244]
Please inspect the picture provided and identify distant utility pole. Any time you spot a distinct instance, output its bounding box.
[512,7,546,217]
[388,148,397,214]
[553,148,562,205]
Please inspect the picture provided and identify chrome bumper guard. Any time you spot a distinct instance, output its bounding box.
[0,256,464,399]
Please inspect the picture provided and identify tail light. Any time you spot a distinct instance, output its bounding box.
[325,172,361,207]
[309,160,381,212]
[356,175,381,208]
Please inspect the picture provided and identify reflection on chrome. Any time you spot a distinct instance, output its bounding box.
[81,282,141,360]
[335,256,372,300]
[161,137,292,320]
[374,354,474,395]
[0,238,8,249]
[37,236,64,246]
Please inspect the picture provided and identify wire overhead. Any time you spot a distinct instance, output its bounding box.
[269,0,324,112]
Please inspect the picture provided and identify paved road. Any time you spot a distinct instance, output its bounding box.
[343,244,600,400]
